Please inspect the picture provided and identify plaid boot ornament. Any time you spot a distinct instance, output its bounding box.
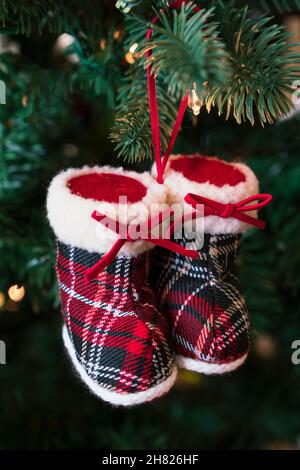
[151,154,272,374]
[47,166,197,405]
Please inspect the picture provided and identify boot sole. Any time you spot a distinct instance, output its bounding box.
[176,352,248,375]
[62,325,178,406]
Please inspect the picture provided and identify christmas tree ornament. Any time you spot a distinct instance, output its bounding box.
[47,166,197,406]
[150,154,272,374]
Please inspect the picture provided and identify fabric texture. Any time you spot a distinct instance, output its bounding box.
[150,233,250,373]
[57,241,176,404]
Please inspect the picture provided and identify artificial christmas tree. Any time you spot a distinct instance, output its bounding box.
[1,0,300,450]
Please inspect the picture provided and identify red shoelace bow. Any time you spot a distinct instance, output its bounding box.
[166,193,272,237]
[84,208,198,282]
[184,193,273,229]
[146,0,200,184]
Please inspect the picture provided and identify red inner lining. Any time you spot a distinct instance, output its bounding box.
[67,173,147,203]
[170,156,246,187]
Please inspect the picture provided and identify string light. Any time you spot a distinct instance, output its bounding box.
[8,285,25,302]
[125,42,139,64]
[113,30,121,41]
[100,30,121,51]
[129,43,138,54]
[188,82,202,116]
[22,95,28,107]
[54,33,79,64]
[115,0,132,14]
[99,39,106,50]
[0,292,5,309]
[56,33,75,50]
[125,52,135,64]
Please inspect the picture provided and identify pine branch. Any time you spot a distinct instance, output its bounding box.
[110,66,178,162]
[202,5,300,125]
[67,28,124,107]
[141,4,230,96]
[111,3,229,162]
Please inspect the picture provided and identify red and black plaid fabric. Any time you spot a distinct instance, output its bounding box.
[150,233,250,366]
[56,241,175,394]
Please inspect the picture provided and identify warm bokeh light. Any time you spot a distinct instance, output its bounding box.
[8,285,25,303]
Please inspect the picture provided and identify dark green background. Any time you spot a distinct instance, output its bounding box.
[1,0,300,450]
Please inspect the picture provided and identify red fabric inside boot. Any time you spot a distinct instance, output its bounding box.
[170,155,246,187]
[67,173,147,203]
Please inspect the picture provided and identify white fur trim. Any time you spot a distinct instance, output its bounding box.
[152,154,259,234]
[176,353,248,375]
[47,165,167,255]
[62,326,177,406]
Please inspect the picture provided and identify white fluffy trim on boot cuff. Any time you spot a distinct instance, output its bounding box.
[47,165,167,256]
[152,154,259,234]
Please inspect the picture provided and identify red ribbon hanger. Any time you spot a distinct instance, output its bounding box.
[146,0,199,183]
[84,208,198,282]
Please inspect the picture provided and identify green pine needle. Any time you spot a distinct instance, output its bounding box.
[203,5,300,125]
[110,66,178,162]
[111,2,230,161]
[143,4,230,96]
